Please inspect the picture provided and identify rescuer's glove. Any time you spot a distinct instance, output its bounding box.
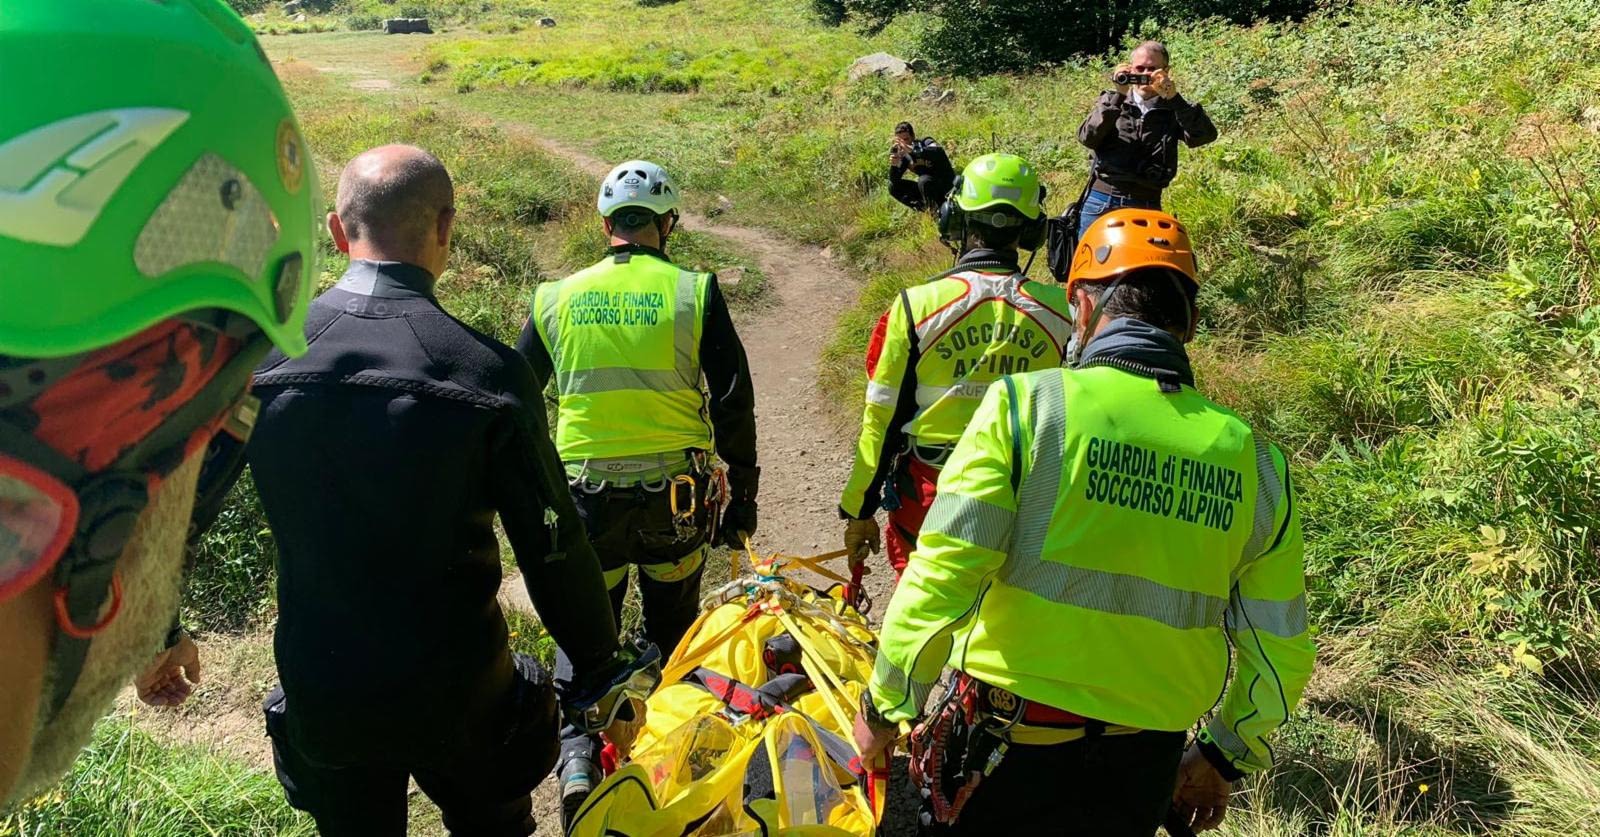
[844,517,882,571]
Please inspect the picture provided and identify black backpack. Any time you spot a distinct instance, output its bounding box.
[1046,169,1097,283]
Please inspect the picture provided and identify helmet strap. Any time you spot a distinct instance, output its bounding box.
[1070,274,1128,367]
[1161,268,1198,342]
[657,210,679,256]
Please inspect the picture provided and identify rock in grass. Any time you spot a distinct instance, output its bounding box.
[384,18,432,34]
[848,52,912,82]
[538,17,557,27]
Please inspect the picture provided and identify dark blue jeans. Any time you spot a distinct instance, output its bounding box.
[1077,189,1162,238]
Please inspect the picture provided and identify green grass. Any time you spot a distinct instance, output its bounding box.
[0,716,314,836]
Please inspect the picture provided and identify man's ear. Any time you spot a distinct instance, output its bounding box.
[436,207,456,248]
[602,216,614,237]
[1072,286,1094,320]
[1181,301,1200,344]
[327,212,350,254]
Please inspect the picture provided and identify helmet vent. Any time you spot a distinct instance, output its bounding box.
[134,153,278,282]
[1106,219,1125,228]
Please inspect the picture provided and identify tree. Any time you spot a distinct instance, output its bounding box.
[847,0,1318,75]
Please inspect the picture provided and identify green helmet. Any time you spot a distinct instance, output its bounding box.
[954,153,1043,220]
[0,0,319,359]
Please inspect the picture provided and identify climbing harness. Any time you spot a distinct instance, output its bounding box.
[910,674,1143,828]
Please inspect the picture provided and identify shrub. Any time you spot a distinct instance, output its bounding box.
[811,0,847,26]
[847,0,1318,74]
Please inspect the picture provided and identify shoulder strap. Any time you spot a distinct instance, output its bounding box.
[1002,376,1023,496]
[898,288,921,368]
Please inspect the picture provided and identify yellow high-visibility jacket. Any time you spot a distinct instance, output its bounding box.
[839,259,1072,519]
[870,347,1315,777]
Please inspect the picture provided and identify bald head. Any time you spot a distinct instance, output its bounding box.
[332,145,454,271]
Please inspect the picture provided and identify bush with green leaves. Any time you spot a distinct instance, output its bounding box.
[846,0,1317,74]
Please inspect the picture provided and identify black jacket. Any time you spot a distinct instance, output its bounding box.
[1077,92,1218,202]
[889,137,955,187]
[515,245,759,502]
[242,260,619,762]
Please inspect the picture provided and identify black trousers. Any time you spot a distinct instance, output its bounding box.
[945,729,1186,837]
[264,655,558,837]
[554,477,711,773]
[891,174,953,212]
[567,476,711,655]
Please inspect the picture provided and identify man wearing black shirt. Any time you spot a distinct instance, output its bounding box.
[888,121,956,213]
[1076,41,1218,236]
[234,145,644,836]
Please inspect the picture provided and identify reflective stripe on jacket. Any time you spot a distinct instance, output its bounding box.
[534,250,713,461]
[870,362,1314,777]
[839,265,1072,519]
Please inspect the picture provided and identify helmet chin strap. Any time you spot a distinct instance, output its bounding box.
[1163,268,1196,341]
[1070,269,1197,365]
[657,211,677,257]
[1069,274,1127,367]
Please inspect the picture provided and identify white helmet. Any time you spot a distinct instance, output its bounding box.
[597,160,680,218]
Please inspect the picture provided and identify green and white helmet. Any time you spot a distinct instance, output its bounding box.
[0,0,320,360]
[597,160,679,218]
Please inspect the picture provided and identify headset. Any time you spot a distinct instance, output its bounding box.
[937,175,1049,253]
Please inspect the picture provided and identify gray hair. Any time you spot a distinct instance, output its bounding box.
[1132,40,1170,66]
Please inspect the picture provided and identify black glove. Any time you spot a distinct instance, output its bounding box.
[720,500,758,548]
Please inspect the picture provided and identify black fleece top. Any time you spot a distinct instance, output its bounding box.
[242,259,619,762]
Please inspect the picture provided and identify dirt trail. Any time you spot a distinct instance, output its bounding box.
[293,40,876,575]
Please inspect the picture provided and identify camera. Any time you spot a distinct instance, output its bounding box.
[1113,71,1152,86]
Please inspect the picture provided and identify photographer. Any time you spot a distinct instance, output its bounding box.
[1076,41,1217,236]
[888,121,956,213]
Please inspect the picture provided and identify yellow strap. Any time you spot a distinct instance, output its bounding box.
[784,552,853,586]
[773,608,859,748]
[999,722,1145,746]
[659,606,756,686]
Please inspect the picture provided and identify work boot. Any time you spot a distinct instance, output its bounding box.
[559,753,595,830]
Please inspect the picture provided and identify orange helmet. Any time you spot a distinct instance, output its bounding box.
[1065,209,1198,298]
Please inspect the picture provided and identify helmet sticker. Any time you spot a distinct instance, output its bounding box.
[134,153,278,282]
[275,119,304,194]
[0,108,189,247]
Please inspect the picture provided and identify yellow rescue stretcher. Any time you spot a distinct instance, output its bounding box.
[567,546,888,836]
